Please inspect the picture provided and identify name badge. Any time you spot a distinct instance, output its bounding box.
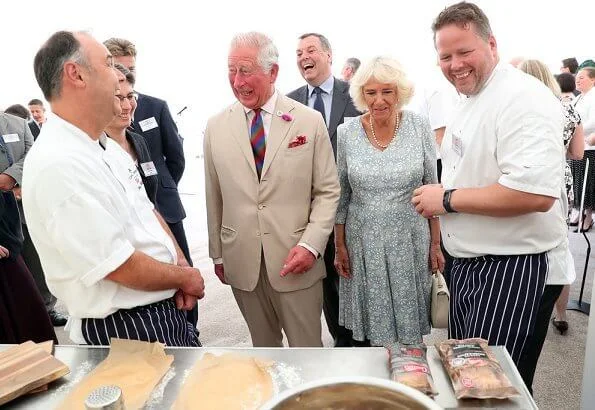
[452,134,463,157]
[2,134,19,143]
[138,117,158,132]
[140,161,158,176]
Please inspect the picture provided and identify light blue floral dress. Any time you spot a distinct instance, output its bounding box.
[335,111,437,345]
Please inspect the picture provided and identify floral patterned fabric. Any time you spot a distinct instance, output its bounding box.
[335,112,437,345]
[562,101,581,206]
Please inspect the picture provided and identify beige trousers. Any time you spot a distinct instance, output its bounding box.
[232,258,323,347]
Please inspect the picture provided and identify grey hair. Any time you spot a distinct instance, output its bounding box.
[34,30,90,101]
[230,32,279,73]
[345,57,361,72]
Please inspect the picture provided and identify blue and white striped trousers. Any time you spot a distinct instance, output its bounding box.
[81,299,200,347]
[448,253,547,365]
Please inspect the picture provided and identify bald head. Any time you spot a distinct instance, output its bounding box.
[34,30,122,138]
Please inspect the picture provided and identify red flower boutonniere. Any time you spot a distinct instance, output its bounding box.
[277,111,293,122]
[288,135,307,148]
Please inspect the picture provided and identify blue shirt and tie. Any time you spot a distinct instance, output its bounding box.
[307,75,334,126]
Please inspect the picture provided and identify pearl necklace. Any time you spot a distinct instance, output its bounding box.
[370,112,400,149]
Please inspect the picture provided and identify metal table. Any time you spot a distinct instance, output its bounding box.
[3,345,536,409]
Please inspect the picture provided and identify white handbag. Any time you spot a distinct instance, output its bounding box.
[431,271,450,329]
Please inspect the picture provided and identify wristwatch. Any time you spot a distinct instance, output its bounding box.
[443,189,458,213]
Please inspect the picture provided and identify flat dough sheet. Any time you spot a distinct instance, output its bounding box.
[58,338,173,409]
[171,353,273,410]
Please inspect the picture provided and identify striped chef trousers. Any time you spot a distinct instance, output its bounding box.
[448,253,547,365]
[81,299,201,347]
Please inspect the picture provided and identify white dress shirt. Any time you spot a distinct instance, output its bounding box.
[440,63,567,258]
[22,114,177,343]
[409,71,460,159]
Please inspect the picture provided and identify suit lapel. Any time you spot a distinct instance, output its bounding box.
[298,86,308,105]
[261,96,295,178]
[229,103,258,178]
[328,78,348,139]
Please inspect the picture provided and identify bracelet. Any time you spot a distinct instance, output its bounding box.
[443,189,458,213]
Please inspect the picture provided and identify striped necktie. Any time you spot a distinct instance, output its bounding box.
[250,108,266,178]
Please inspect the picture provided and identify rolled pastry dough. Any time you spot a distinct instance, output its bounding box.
[172,353,273,410]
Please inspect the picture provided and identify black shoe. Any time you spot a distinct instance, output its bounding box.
[48,310,68,327]
[551,318,568,335]
[575,220,594,233]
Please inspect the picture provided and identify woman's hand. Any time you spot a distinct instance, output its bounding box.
[0,245,9,259]
[334,244,351,278]
[429,242,445,274]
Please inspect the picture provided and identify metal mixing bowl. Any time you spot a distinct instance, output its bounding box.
[261,376,442,410]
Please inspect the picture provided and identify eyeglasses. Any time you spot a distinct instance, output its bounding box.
[116,93,138,104]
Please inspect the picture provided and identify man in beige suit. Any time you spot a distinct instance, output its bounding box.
[204,32,340,347]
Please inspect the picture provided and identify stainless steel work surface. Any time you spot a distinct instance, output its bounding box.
[1,345,537,409]
[3,346,388,409]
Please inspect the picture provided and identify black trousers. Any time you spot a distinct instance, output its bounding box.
[82,299,200,346]
[449,253,547,364]
[21,223,56,311]
[517,284,563,395]
[167,220,198,327]
[0,255,58,344]
[323,233,353,345]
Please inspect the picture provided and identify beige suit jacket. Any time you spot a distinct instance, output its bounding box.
[204,94,340,292]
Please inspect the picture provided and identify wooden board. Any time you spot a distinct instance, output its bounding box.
[27,341,55,395]
[0,341,69,406]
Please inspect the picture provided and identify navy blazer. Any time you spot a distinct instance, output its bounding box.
[287,77,361,158]
[131,93,186,223]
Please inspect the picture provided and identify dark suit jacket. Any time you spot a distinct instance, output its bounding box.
[28,121,40,140]
[131,93,186,223]
[287,77,361,157]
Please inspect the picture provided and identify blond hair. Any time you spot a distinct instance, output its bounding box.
[349,56,414,112]
[518,59,561,97]
[103,37,137,57]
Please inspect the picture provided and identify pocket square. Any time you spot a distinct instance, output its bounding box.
[288,135,307,148]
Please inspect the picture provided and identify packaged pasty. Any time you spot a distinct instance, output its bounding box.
[388,343,437,396]
[437,338,519,399]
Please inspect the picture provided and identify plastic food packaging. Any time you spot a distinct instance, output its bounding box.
[388,343,438,396]
[437,338,520,399]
